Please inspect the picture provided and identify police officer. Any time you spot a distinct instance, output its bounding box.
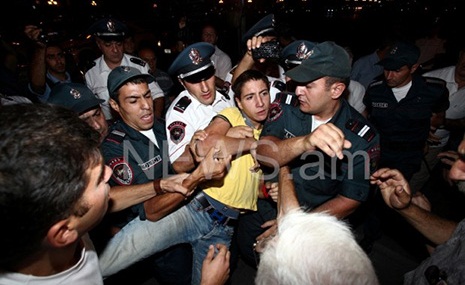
[84,17,164,121]
[165,42,234,172]
[47,82,108,143]
[99,66,194,284]
[237,41,381,265]
[363,40,449,181]
[229,14,286,102]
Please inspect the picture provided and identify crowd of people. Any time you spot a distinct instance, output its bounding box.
[1,11,465,285]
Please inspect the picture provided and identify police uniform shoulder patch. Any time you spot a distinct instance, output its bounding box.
[105,129,126,144]
[424,76,447,87]
[108,157,133,185]
[368,80,383,88]
[345,119,376,142]
[168,121,187,144]
[174,96,192,113]
[274,91,299,106]
[130,57,146,67]
[267,102,283,122]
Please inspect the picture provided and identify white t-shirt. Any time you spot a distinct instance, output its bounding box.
[0,234,102,285]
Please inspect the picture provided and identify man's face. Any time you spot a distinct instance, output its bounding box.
[201,26,217,45]
[45,46,66,74]
[110,82,154,131]
[79,107,109,143]
[138,49,157,73]
[295,77,335,117]
[96,38,124,66]
[71,157,111,234]
[235,79,270,128]
[182,75,216,105]
[383,65,415,88]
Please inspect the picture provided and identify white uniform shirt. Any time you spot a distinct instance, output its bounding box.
[211,46,232,81]
[165,90,234,162]
[423,66,465,147]
[347,80,366,114]
[85,53,164,120]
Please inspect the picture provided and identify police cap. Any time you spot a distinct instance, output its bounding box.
[280,40,317,71]
[168,42,215,83]
[285,41,351,83]
[376,41,420,70]
[87,17,128,42]
[242,14,276,44]
[107,66,155,99]
[48,83,104,115]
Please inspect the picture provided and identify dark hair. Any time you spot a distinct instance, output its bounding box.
[0,104,101,268]
[232,69,270,99]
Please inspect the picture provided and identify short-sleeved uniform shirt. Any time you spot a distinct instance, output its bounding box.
[101,119,172,228]
[165,89,234,162]
[85,53,164,120]
[363,74,449,176]
[261,98,380,208]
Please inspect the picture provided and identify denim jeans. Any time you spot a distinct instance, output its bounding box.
[99,195,235,285]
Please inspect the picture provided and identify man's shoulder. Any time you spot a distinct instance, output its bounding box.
[168,94,193,115]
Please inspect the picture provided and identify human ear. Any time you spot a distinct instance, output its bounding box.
[46,219,79,248]
[109,98,120,113]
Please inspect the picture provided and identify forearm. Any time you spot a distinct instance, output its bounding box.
[172,147,197,173]
[29,46,47,93]
[144,193,186,221]
[231,53,254,85]
[310,195,361,219]
[196,134,255,157]
[108,182,157,212]
[444,118,465,132]
[397,204,457,246]
[277,166,300,217]
[256,136,309,167]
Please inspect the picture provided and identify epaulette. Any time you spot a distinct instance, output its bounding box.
[345,119,376,142]
[273,91,299,107]
[105,129,126,144]
[174,96,192,113]
[367,80,383,88]
[271,80,286,92]
[424,76,447,88]
[130,57,146,67]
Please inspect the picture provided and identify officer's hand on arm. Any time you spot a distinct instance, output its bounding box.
[370,168,412,210]
[303,123,352,160]
[154,173,191,197]
[266,181,279,203]
[182,146,232,191]
[200,244,230,285]
[225,125,254,138]
[189,130,209,163]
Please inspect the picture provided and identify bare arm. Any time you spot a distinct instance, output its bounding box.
[371,168,457,245]
[310,195,361,219]
[277,166,300,217]
[257,123,352,168]
[24,25,47,94]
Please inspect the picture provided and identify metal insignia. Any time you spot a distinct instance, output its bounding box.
[296,42,309,60]
[189,48,203,65]
[70,88,81,99]
[390,46,398,55]
[107,20,116,32]
[122,65,131,72]
[304,48,314,59]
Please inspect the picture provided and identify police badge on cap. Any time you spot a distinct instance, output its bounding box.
[168,42,216,83]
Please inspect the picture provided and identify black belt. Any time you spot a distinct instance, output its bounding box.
[195,192,239,227]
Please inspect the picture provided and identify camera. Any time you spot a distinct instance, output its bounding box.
[252,41,281,61]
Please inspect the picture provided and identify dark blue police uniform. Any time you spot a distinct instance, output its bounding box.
[236,96,380,266]
[364,74,449,180]
[100,119,192,285]
[101,119,172,228]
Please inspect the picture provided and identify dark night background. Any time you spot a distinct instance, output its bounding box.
[2,0,464,69]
